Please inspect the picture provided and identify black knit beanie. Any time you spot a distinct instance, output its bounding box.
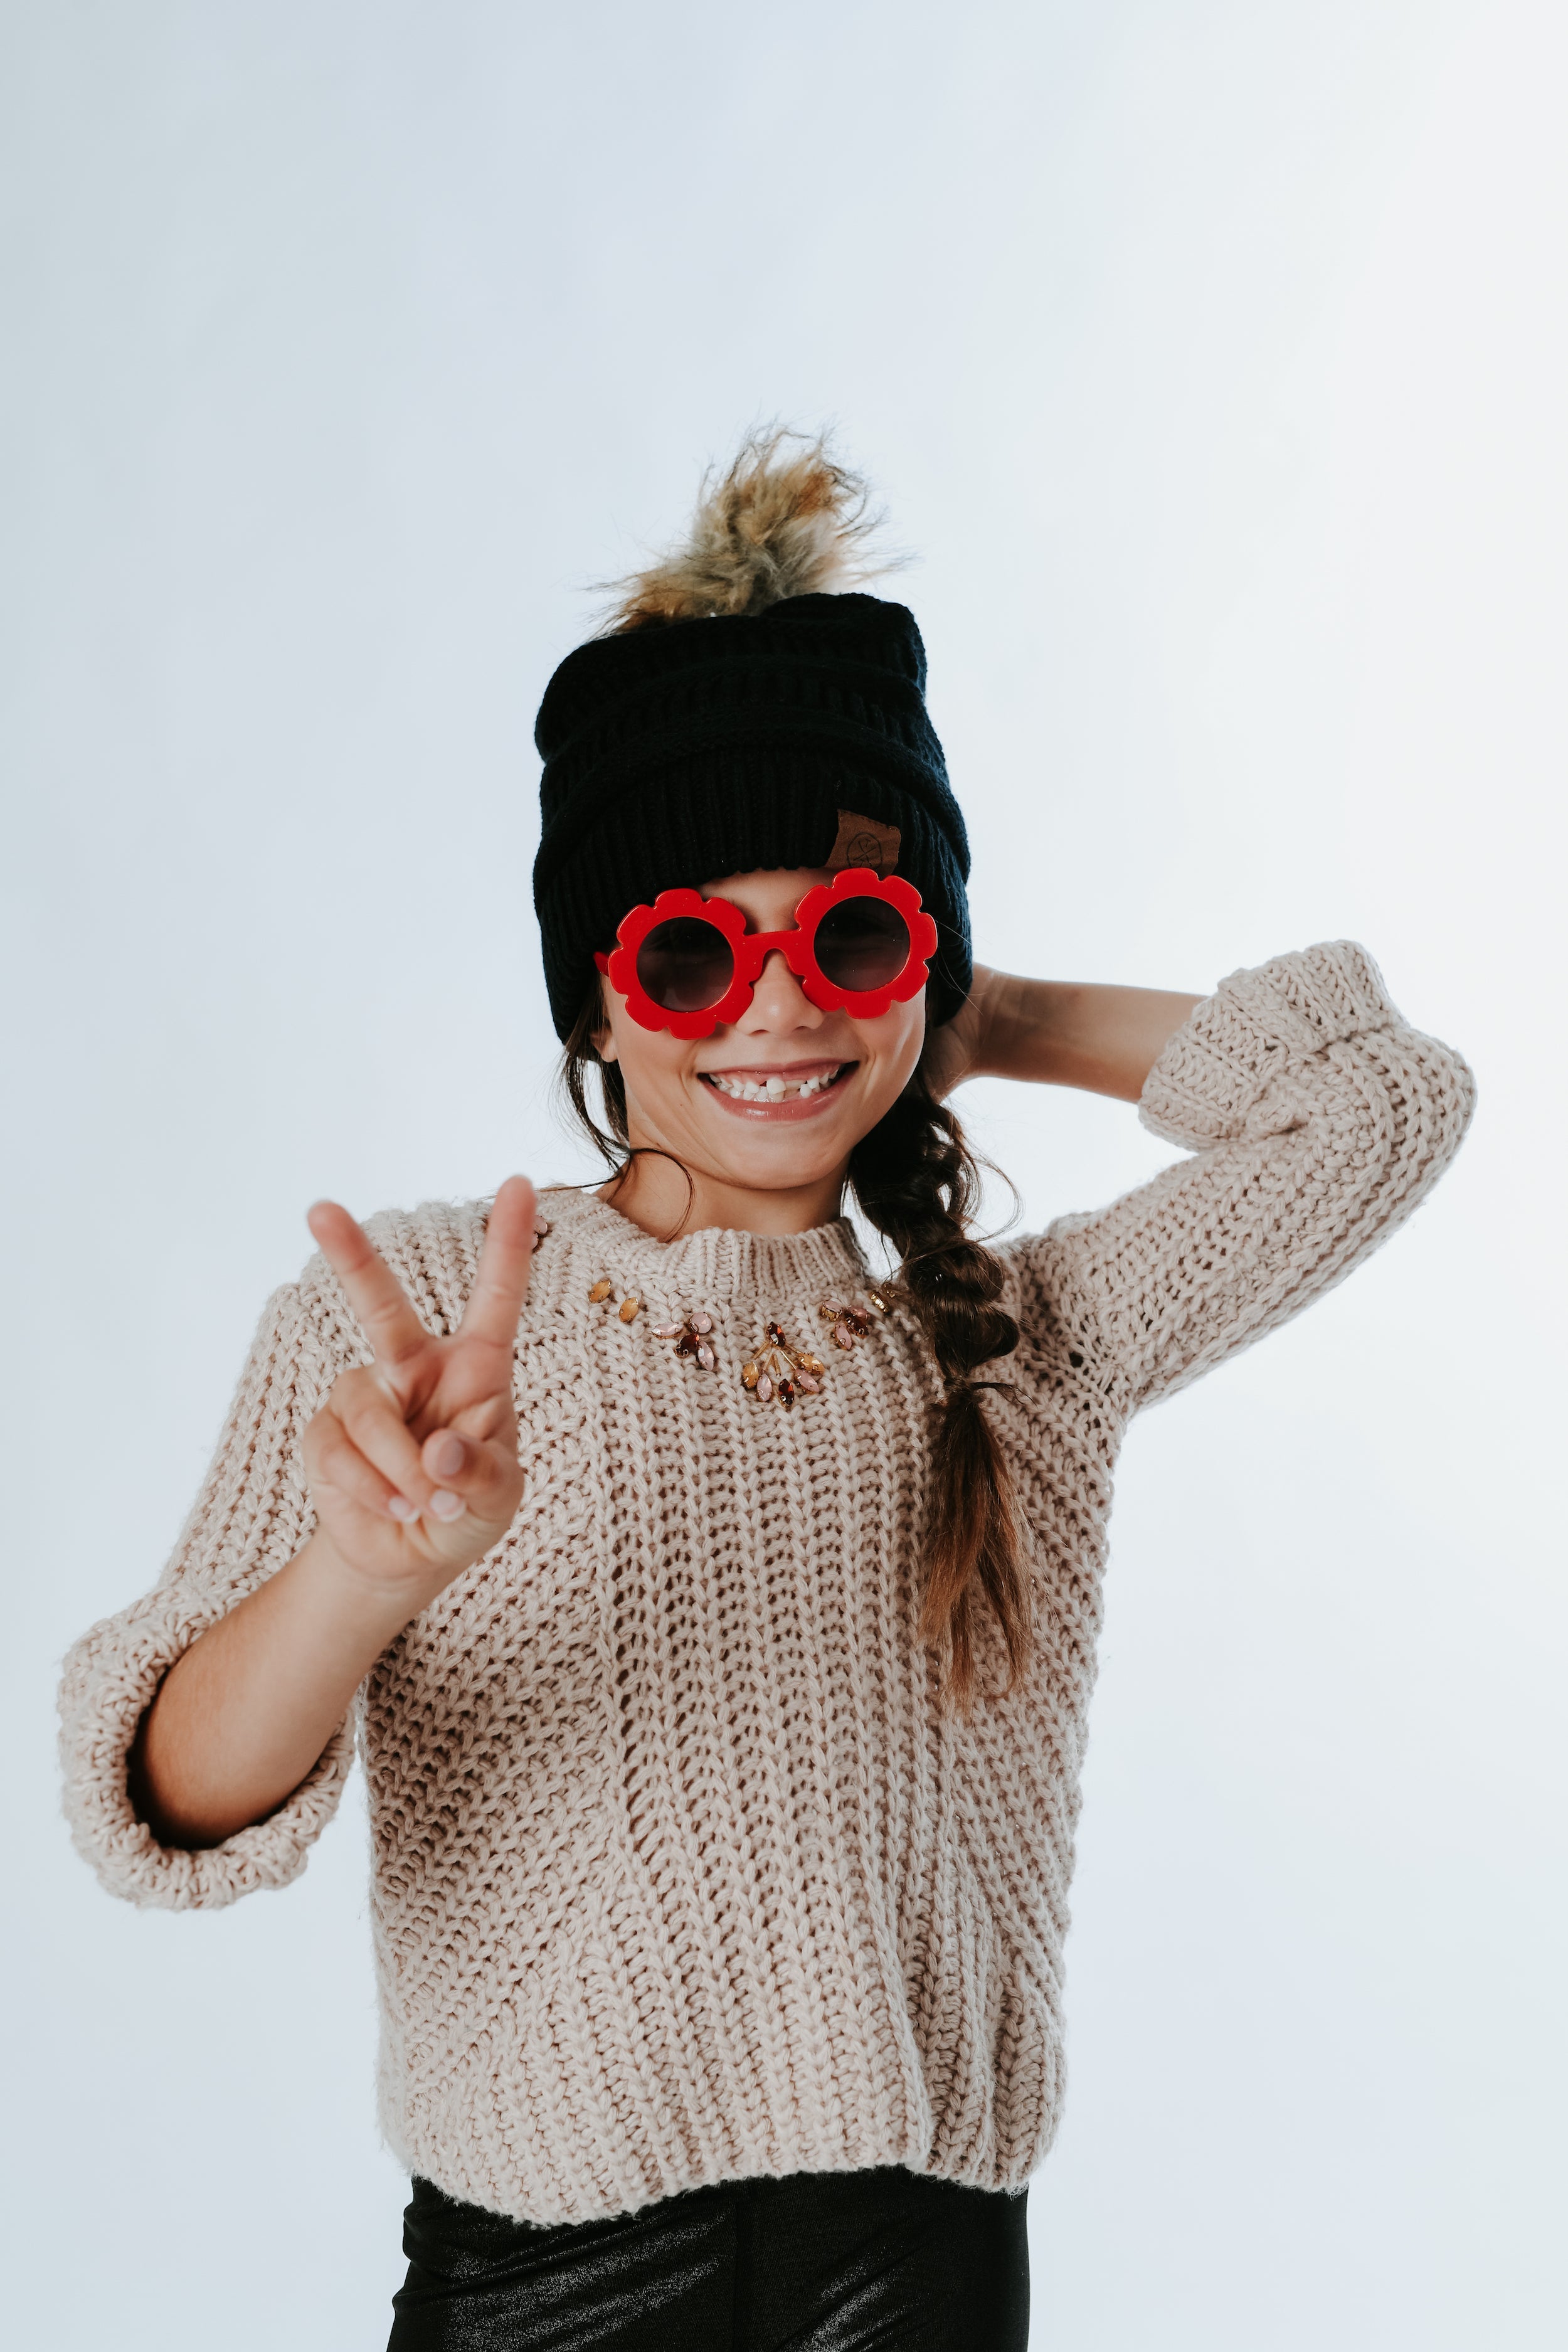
[532,589,970,1039]
[530,433,974,1039]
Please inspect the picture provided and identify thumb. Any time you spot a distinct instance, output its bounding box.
[419,1426,522,1531]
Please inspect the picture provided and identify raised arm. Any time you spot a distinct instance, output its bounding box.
[59,1178,537,1902]
[923,963,1204,1103]
[1020,942,1475,1412]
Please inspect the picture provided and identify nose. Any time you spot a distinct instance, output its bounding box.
[737,947,824,1033]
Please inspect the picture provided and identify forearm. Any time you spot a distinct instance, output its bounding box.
[975,972,1204,1101]
[132,1531,416,1849]
[1037,941,1475,1407]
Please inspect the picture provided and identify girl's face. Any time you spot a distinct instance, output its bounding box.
[595,867,928,1200]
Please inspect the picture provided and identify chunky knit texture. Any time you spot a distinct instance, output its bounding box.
[58,942,1473,2223]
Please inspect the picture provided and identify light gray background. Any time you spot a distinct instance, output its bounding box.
[4,3,1564,2346]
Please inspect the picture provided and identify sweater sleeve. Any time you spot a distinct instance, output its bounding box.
[1027,941,1476,1413]
[56,1278,357,1910]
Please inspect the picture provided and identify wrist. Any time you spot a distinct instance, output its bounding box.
[965,963,1007,1074]
[295,1528,434,1648]
[975,972,1073,1085]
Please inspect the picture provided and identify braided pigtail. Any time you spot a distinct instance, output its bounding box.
[849,1074,1029,1709]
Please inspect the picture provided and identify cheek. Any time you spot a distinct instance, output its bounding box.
[604,1010,692,1119]
[854,1001,927,1102]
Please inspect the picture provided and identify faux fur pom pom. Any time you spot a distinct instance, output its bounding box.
[600,428,896,633]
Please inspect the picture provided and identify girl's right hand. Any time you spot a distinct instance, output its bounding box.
[301,1174,538,1610]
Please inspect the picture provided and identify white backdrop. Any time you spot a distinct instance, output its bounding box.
[4,3,1564,2346]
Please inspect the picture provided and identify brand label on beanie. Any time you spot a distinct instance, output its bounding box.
[827,810,901,875]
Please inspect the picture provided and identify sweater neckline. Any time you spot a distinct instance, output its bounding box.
[538,1183,870,1304]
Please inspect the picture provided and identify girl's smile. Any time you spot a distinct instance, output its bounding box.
[697,1057,856,1117]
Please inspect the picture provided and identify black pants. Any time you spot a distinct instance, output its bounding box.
[388,2165,1030,2350]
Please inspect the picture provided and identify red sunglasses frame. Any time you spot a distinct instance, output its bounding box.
[594,867,938,1039]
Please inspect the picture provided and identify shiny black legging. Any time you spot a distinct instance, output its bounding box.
[388,2165,1030,2350]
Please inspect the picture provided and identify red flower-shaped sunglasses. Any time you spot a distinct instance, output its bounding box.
[595,867,938,1039]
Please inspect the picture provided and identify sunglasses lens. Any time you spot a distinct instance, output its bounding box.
[812,895,912,994]
[635,916,736,1012]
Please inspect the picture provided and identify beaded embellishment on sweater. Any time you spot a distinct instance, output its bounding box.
[819,1291,891,1348]
[590,1279,714,1367]
[737,1291,892,1406]
[588,1277,642,1322]
[650,1310,717,1370]
[741,1322,825,1406]
[589,1265,891,1406]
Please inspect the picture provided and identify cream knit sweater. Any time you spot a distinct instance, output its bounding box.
[58,943,1473,2224]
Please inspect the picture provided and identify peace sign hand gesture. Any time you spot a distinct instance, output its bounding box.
[302,1175,538,1611]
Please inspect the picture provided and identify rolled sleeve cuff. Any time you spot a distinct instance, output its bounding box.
[1138,940,1402,1152]
[58,1586,355,1912]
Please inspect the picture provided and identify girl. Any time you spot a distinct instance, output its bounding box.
[59,434,1474,2350]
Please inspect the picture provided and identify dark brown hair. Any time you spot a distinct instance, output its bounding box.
[559,1000,1030,1708]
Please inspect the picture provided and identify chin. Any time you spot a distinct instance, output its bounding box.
[726,1140,850,1190]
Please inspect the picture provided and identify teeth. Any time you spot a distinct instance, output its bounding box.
[706,1066,841,1101]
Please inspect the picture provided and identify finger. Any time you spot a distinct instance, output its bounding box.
[307,1412,416,1523]
[456,1176,538,1352]
[307,1199,432,1373]
[420,1427,523,1527]
[334,1369,438,1512]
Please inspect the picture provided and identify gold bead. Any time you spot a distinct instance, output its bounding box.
[618,1294,642,1323]
[588,1278,615,1303]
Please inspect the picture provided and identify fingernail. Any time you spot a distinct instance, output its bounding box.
[428,1490,465,1523]
[430,1434,465,1478]
[387,1495,418,1522]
